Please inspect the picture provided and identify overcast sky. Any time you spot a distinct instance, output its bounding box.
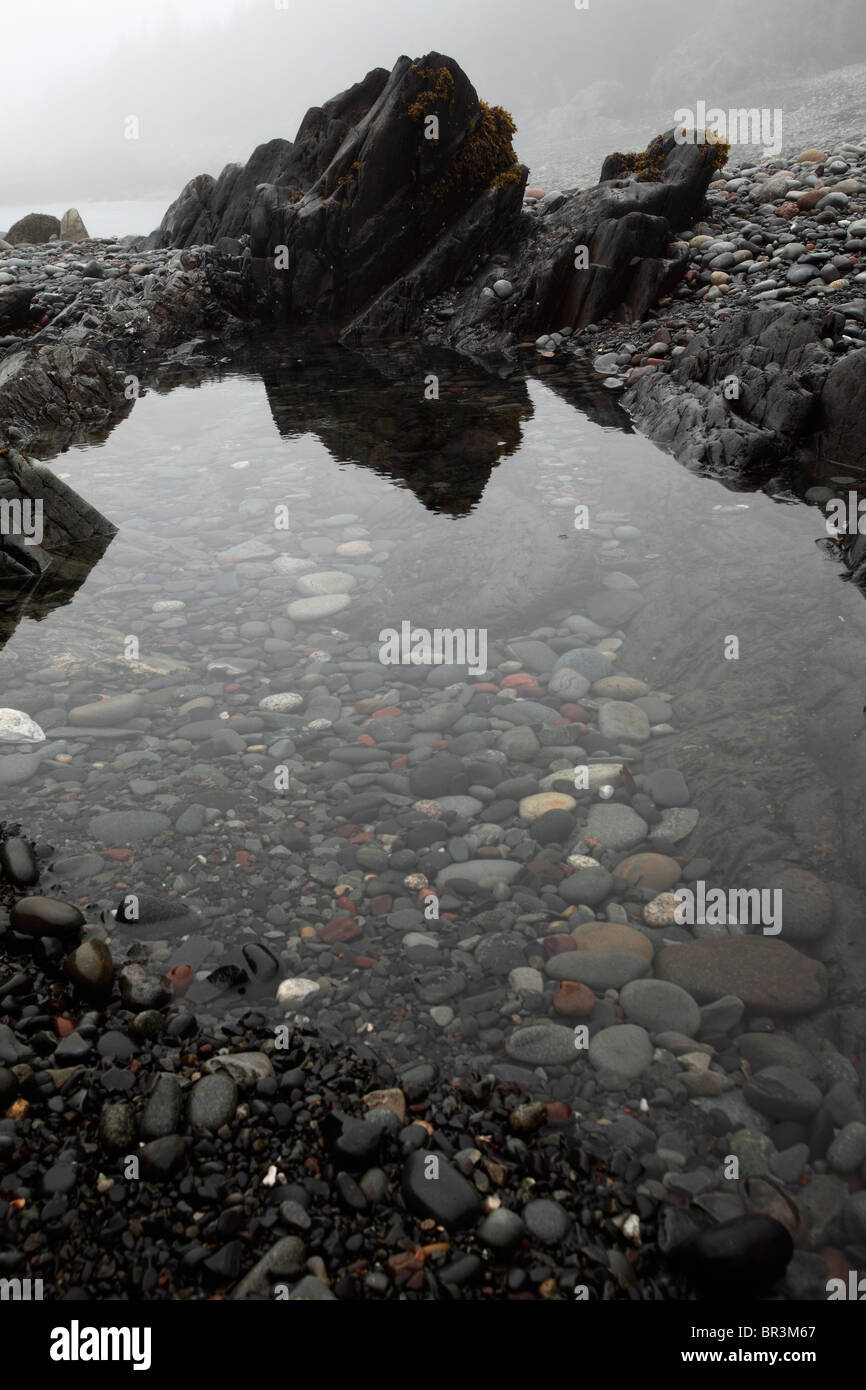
[2,0,863,204]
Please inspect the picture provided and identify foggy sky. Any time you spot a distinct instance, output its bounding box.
[3,0,865,204]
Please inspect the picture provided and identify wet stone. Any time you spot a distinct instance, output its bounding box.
[505,1023,578,1065]
[523,1197,570,1245]
[140,1073,184,1140]
[99,1101,137,1152]
[88,810,171,842]
[189,1072,238,1131]
[743,1066,823,1120]
[620,978,701,1037]
[11,896,85,939]
[0,836,40,887]
[64,939,114,1003]
[401,1150,483,1231]
[589,1024,653,1083]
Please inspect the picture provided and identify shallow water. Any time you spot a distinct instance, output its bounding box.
[2,335,865,1049]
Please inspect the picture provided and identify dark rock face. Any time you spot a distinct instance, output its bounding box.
[0,445,117,652]
[0,288,39,336]
[150,53,527,333]
[5,213,61,245]
[624,303,866,475]
[145,66,390,251]
[148,59,717,349]
[423,130,722,355]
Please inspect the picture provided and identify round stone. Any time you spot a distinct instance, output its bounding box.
[827,1122,866,1174]
[0,836,39,887]
[277,977,321,1008]
[479,1207,527,1250]
[286,594,351,621]
[508,966,544,995]
[553,980,596,1017]
[11,896,85,939]
[294,571,357,596]
[189,1072,238,1130]
[760,867,833,941]
[588,1024,653,1082]
[598,701,650,743]
[531,809,577,845]
[584,803,648,853]
[592,676,649,699]
[655,937,828,1015]
[505,1023,580,1065]
[743,1066,823,1120]
[646,768,690,808]
[545,950,650,990]
[69,694,146,727]
[258,692,304,712]
[64,938,114,1002]
[0,709,46,742]
[553,647,614,681]
[519,792,576,820]
[523,1198,570,1244]
[614,852,682,891]
[643,892,680,926]
[548,668,591,700]
[570,920,653,960]
[620,978,701,1036]
[558,866,613,906]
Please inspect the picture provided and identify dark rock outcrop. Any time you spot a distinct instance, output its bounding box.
[422,129,724,355]
[5,213,61,245]
[0,446,116,652]
[154,84,718,349]
[0,343,130,454]
[149,53,527,333]
[623,303,866,476]
[0,287,39,336]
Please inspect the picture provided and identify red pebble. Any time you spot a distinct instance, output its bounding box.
[168,964,193,993]
[474,683,499,693]
[501,673,540,690]
[546,1100,573,1121]
[335,824,359,838]
[102,848,133,861]
[54,1017,75,1038]
[234,850,250,868]
[544,934,577,958]
[354,956,375,968]
[319,917,362,944]
[390,754,409,769]
[335,896,357,916]
[372,706,402,718]
[560,703,590,721]
[357,734,376,746]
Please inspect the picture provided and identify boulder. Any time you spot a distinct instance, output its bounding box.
[5,212,61,245]
[655,936,828,1015]
[59,208,90,242]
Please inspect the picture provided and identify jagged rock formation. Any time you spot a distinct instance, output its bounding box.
[147,57,722,351]
[147,52,529,331]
